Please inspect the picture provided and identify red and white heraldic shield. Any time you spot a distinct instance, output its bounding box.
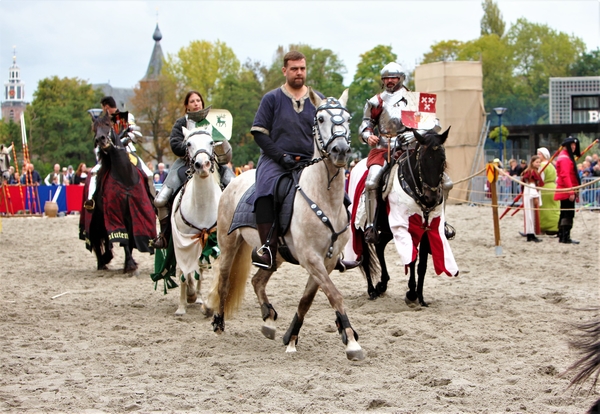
[401,92,438,130]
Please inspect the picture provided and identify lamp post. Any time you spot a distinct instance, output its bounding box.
[493,107,507,163]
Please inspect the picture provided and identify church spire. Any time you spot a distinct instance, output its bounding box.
[2,47,27,122]
[143,22,164,81]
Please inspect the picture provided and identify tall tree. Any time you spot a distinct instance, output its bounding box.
[0,119,21,149]
[212,61,264,168]
[261,44,346,97]
[507,18,585,123]
[458,34,514,116]
[27,76,101,174]
[570,48,600,76]
[130,74,179,163]
[163,40,240,103]
[347,45,397,156]
[422,40,465,64]
[480,0,505,37]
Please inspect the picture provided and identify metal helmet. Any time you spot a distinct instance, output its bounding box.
[380,62,405,92]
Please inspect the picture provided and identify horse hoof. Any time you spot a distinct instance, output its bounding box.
[346,348,365,361]
[405,294,420,309]
[261,325,276,340]
[187,293,197,304]
[175,308,186,316]
[97,264,108,271]
[285,342,297,353]
[201,305,213,318]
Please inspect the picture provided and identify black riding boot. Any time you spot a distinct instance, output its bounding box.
[562,227,580,244]
[252,222,278,271]
[152,216,171,249]
[526,233,542,243]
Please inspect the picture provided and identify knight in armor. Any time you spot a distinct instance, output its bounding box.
[151,91,234,249]
[359,62,454,243]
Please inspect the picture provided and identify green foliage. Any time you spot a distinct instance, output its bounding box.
[347,45,397,157]
[422,10,588,126]
[26,76,101,175]
[163,40,240,103]
[422,40,464,64]
[212,63,264,168]
[261,44,346,97]
[0,118,21,147]
[570,48,600,76]
[488,125,510,142]
[480,0,505,37]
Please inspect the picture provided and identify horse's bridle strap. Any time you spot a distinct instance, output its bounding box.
[293,173,349,259]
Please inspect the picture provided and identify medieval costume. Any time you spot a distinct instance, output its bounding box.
[250,84,324,269]
[521,166,544,242]
[537,148,560,235]
[554,136,581,244]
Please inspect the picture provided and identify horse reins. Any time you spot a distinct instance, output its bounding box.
[398,142,444,216]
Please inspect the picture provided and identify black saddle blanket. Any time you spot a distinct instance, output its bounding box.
[228,173,295,236]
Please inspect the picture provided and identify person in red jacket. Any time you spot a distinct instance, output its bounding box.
[554,136,581,244]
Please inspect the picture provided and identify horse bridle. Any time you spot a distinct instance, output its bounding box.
[399,142,445,215]
[176,129,218,233]
[184,129,216,177]
[312,97,351,159]
[288,97,352,259]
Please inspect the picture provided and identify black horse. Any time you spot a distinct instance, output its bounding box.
[79,115,156,273]
[348,127,458,307]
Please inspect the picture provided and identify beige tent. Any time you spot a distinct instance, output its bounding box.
[415,61,486,204]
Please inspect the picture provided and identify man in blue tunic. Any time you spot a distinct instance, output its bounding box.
[250,51,324,270]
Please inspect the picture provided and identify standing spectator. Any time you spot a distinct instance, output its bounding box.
[537,147,559,235]
[65,165,74,184]
[8,171,19,185]
[73,163,87,185]
[44,163,64,185]
[21,163,41,185]
[521,155,544,242]
[507,159,523,176]
[156,163,167,184]
[554,136,581,244]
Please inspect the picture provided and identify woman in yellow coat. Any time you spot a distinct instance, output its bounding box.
[537,147,560,235]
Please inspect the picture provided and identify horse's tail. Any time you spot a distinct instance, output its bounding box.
[206,242,252,318]
[359,235,382,286]
[564,311,600,387]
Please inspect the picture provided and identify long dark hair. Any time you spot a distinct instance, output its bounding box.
[183,91,205,113]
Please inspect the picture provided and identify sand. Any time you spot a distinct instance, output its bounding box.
[0,204,599,413]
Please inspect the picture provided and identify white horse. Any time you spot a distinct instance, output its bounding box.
[0,144,12,184]
[206,90,365,361]
[171,125,222,316]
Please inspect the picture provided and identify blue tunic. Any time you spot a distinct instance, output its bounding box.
[250,86,324,204]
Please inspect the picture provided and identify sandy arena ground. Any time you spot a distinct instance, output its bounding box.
[0,204,599,413]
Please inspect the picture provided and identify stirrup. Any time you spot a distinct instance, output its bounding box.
[363,226,379,244]
[150,235,167,249]
[335,257,362,273]
[252,245,275,270]
[84,199,95,211]
[444,222,456,240]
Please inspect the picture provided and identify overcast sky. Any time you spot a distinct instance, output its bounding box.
[1,0,599,103]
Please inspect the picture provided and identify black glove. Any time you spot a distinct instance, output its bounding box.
[279,153,296,170]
